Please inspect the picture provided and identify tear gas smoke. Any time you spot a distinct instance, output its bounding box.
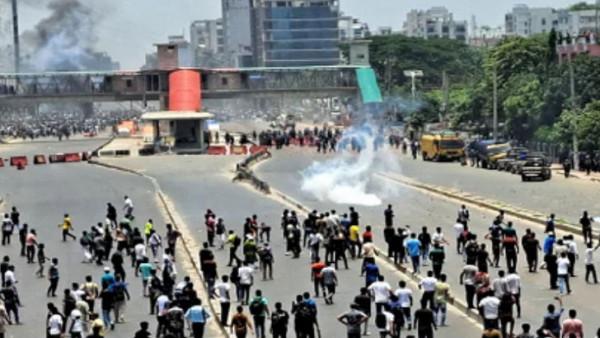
[21,0,117,71]
[301,124,400,207]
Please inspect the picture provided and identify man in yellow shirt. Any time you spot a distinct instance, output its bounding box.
[60,214,76,241]
[348,224,361,259]
[144,219,154,244]
[435,274,451,327]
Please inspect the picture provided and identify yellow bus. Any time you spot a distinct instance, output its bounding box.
[420,132,465,161]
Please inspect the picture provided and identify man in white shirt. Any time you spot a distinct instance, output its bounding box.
[565,235,578,277]
[459,264,478,309]
[557,252,571,295]
[3,266,16,286]
[308,232,323,261]
[238,262,254,305]
[394,280,413,330]
[504,271,521,318]
[491,270,507,299]
[432,227,449,246]
[377,308,396,337]
[123,196,134,218]
[585,242,598,284]
[48,309,64,338]
[69,308,84,337]
[419,271,438,310]
[155,293,170,336]
[478,292,500,330]
[368,275,392,314]
[213,275,231,326]
[453,220,465,254]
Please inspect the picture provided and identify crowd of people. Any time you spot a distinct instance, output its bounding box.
[0,110,135,141]
[1,167,599,338]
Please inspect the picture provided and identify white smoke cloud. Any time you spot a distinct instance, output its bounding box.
[300,124,400,207]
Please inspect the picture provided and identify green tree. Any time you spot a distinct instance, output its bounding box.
[502,73,545,141]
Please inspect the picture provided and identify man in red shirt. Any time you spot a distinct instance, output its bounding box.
[561,309,583,338]
[310,257,326,298]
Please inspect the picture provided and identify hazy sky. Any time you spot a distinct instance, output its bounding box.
[17,0,589,69]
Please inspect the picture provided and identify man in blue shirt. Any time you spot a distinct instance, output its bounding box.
[101,267,115,287]
[543,233,556,255]
[185,298,210,338]
[362,261,379,287]
[405,234,422,273]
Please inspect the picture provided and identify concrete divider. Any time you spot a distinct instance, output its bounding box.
[49,154,66,163]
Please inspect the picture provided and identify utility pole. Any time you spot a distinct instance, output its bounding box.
[492,66,498,142]
[11,0,20,74]
[441,70,449,123]
[567,51,579,171]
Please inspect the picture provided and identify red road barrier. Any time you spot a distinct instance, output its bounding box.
[249,145,268,155]
[230,145,248,155]
[207,145,227,155]
[49,154,66,163]
[33,154,47,165]
[10,156,27,167]
[81,152,89,161]
[16,162,25,170]
[0,158,4,167]
[64,153,81,163]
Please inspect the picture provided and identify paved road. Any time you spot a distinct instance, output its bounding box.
[391,151,600,225]
[256,148,600,337]
[0,140,204,338]
[103,155,483,338]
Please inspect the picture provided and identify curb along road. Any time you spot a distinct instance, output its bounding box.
[87,159,228,337]
[234,154,486,327]
[375,172,592,238]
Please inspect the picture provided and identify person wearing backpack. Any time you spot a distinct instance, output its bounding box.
[249,290,269,338]
[259,244,274,280]
[270,302,289,338]
[501,223,519,273]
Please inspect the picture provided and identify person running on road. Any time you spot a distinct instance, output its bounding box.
[460,263,478,309]
[394,280,413,330]
[270,302,289,338]
[231,305,253,338]
[47,258,60,297]
[123,195,134,219]
[419,271,437,310]
[561,309,584,338]
[429,273,447,327]
[405,233,422,274]
[369,275,392,314]
[1,214,13,246]
[338,303,369,338]
[321,262,338,305]
[60,214,76,241]
[414,301,437,338]
[354,288,372,336]
[249,289,269,338]
[184,298,210,338]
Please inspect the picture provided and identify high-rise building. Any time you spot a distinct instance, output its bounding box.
[190,19,227,67]
[403,7,468,41]
[339,16,370,41]
[222,0,253,67]
[504,4,600,37]
[0,0,14,72]
[251,0,341,67]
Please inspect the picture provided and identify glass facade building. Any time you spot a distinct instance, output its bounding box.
[252,0,341,67]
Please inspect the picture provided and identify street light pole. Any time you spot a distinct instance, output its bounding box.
[403,70,424,100]
[567,51,579,171]
[493,66,498,142]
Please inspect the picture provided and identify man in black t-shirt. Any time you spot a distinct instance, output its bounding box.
[353,287,371,335]
[414,302,437,338]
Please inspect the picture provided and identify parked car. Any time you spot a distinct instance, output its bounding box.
[497,147,528,171]
[521,155,552,181]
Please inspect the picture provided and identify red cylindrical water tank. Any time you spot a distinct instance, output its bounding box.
[169,70,202,111]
